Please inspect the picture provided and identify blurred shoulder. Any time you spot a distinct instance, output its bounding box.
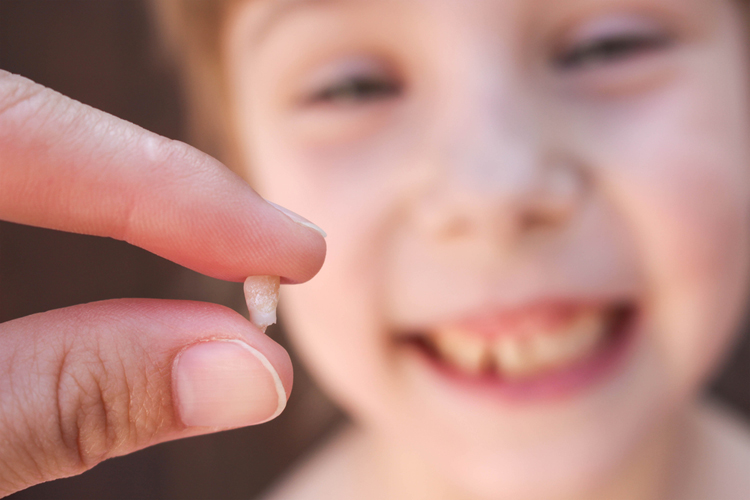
[259,425,364,500]
[695,398,750,462]
[675,398,750,500]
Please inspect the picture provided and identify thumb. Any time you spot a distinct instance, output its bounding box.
[0,299,292,497]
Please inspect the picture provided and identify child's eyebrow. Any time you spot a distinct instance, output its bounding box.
[250,0,341,45]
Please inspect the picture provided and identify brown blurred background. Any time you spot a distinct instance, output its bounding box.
[0,1,748,498]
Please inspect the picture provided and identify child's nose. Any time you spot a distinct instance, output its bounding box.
[413,121,588,248]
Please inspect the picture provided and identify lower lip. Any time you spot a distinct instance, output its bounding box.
[399,308,640,403]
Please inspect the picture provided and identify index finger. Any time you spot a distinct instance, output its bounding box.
[0,71,325,283]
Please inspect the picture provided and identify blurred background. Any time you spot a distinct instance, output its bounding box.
[0,0,748,498]
[0,1,342,499]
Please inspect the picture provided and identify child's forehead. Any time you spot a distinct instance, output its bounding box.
[239,0,716,42]
[248,0,707,17]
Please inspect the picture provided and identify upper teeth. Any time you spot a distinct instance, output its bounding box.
[434,329,491,376]
[430,311,607,379]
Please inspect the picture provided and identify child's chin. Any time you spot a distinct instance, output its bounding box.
[445,449,623,500]
[402,422,643,500]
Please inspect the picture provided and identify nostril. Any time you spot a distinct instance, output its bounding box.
[519,203,570,233]
[519,211,553,233]
[439,217,473,240]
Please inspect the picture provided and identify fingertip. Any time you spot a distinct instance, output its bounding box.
[266,201,327,238]
[284,231,327,284]
[256,201,327,284]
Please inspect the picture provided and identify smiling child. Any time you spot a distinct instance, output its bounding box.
[156,1,750,498]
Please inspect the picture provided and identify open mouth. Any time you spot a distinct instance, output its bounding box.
[396,301,638,398]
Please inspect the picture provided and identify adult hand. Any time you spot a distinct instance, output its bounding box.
[0,71,326,496]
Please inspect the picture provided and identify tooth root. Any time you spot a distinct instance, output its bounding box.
[434,330,490,375]
[244,275,281,333]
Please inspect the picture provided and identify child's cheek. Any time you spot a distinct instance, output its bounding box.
[565,36,750,398]
[635,163,748,385]
[597,133,750,402]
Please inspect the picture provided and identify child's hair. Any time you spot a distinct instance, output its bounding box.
[152,0,242,168]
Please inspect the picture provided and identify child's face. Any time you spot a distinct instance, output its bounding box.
[224,0,750,496]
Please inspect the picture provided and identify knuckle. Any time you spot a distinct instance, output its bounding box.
[53,337,159,470]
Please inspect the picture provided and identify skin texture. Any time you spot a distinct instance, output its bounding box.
[0,72,325,283]
[223,0,750,498]
[0,71,326,495]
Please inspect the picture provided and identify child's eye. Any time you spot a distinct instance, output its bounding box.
[307,76,402,104]
[554,34,672,70]
[552,16,674,71]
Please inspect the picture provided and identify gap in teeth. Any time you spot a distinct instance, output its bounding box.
[429,310,608,379]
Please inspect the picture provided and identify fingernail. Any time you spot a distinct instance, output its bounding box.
[267,201,327,238]
[173,340,287,428]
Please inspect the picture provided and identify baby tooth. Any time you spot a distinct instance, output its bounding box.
[492,337,536,378]
[244,275,281,333]
[567,313,605,356]
[431,310,608,381]
[434,329,490,375]
[528,312,605,370]
[529,332,565,367]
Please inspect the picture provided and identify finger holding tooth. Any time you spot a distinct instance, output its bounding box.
[244,275,281,333]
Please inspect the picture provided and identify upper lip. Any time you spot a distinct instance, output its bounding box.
[393,298,634,340]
